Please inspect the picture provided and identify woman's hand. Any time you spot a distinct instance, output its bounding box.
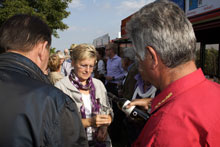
[126,98,153,110]
[82,114,112,128]
[91,114,112,127]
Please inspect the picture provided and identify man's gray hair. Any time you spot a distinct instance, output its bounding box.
[122,47,136,61]
[126,0,196,68]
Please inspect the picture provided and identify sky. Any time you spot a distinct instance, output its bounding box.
[51,0,155,51]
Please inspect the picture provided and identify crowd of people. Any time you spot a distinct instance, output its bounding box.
[0,0,220,147]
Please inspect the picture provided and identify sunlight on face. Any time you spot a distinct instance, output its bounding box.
[74,58,96,82]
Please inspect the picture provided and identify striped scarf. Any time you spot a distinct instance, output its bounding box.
[69,70,100,118]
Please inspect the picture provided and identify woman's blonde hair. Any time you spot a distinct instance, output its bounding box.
[48,54,61,72]
[71,44,97,63]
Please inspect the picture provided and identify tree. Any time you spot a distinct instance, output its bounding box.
[196,47,219,76]
[50,47,56,55]
[204,48,218,76]
[0,0,72,38]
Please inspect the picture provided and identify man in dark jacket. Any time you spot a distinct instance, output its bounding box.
[0,14,88,147]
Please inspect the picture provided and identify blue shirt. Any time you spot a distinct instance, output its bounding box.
[61,59,73,76]
[106,55,126,84]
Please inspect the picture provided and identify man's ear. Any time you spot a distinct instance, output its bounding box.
[146,46,158,69]
[38,41,48,61]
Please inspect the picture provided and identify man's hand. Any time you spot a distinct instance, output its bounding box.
[126,98,153,110]
[105,76,114,81]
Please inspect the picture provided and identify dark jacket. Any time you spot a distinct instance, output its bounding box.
[122,64,139,100]
[0,52,88,147]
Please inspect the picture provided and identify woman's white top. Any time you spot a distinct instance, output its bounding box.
[81,93,93,141]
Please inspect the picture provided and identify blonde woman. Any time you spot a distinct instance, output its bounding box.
[48,53,64,84]
[55,44,113,147]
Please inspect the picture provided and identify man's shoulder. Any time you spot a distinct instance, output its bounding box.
[10,73,69,103]
[0,73,72,112]
[184,78,220,98]
[28,79,69,101]
[31,81,76,112]
[197,79,220,99]
[108,55,121,64]
[114,55,121,60]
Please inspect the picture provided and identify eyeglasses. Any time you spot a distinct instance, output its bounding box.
[78,64,95,70]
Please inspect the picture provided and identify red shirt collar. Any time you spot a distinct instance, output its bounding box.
[150,68,206,113]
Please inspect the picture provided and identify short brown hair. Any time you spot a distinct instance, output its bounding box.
[0,14,51,52]
[106,42,117,53]
[48,54,61,72]
[71,44,97,63]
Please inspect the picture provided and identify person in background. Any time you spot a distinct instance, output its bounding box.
[119,47,139,98]
[55,44,113,147]
[57,50,65,62]
[120,47,158,146]
[0,14,88,147]
[61,45,75,76]
[48,53,64,85]
[114,46,137,146]
[105,42,126,96]
[53,50,65,74]
[124,73,158,147]
[126,0,220,146]
[94,49,106,84]
[104,42,127,147]
[64,48,70,59]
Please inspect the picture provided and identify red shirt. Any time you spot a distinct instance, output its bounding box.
[133,69,220,147]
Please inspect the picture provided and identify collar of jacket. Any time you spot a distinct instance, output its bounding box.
[0,52,51,84]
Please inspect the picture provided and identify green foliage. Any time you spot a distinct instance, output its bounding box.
[50,47,56,55]
[196,47,219,76]
[0,0,72,38]
[204,48,218,76]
